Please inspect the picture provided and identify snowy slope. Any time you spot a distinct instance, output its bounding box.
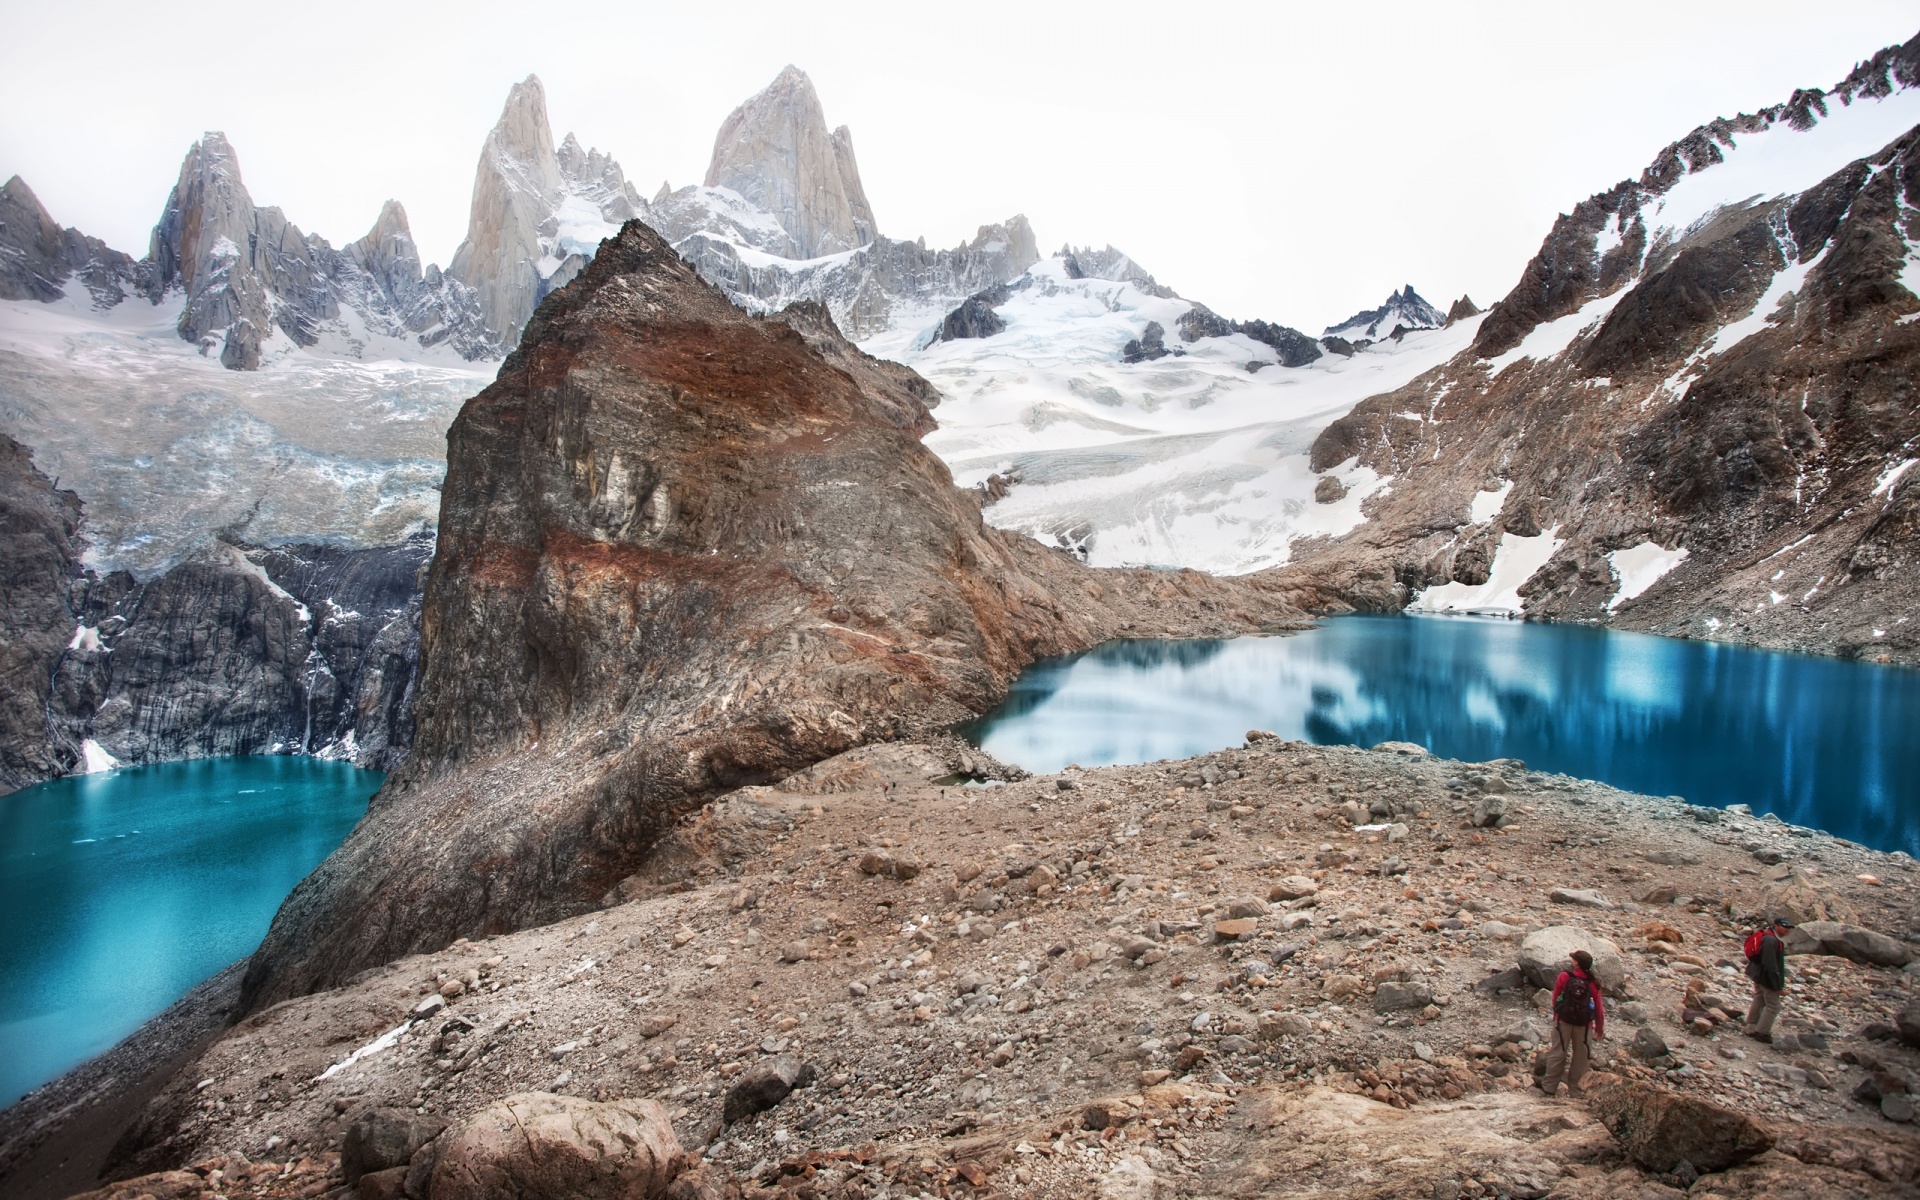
[878,257,1480,574]
[0,284,489,574]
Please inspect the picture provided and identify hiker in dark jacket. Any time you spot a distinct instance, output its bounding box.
[1538,949,1605,1096]
[1744,917,1791,1042]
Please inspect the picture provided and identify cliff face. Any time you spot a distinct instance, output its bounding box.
[0,435,88,793]
[0,434,428,793]
[1277,35,1920,665]
[704,65,876,258]
[240,219,1303,1008]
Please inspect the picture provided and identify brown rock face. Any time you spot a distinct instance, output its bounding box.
[1280,35,1920,663]
[240,220,1300,1008]
[430,1093,681,1200]
[1588,1080,1775,1172]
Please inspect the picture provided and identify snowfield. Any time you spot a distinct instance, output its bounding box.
[874,258,1481,574]
[0,286,491,575]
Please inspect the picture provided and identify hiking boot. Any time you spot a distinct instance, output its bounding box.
[1745,1031,1773,1044]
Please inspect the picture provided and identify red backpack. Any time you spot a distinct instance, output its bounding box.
[1743,930,1767,960]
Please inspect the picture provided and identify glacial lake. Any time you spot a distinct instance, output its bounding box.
[968,615,1920,858]
[0,756,377,1107]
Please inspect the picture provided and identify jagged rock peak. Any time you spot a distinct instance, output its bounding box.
[704,65,877,258]
[1324,285,1447,341]
[1445,295,1480,325]
[447,75,562,342]
[0,175,139,307]
[348,200,421,297]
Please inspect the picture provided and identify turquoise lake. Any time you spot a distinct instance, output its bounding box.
[968,615,1920,858]
[0,756,376,1107]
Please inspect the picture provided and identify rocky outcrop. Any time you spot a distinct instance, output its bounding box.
[0,434,428,793]
[430,1094,682,1200]
[931,293,1006,341]
[703,66,875,259]
[1588,1081,1775,1173]
[0,176,140,306]
[0,434,87,794]
[1176,302,1325,367]
[239,219,1303,1008]
[1275,32,1920,664]
[1444,294,1480,325]
[1324,285,1446,343]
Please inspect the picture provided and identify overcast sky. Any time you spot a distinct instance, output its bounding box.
[4,2,1917,332]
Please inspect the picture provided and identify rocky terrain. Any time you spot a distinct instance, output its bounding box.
[233,218,1305,1014]
[1275,34,1920,665]
[10,735,1917,1198]
[0,431,428,791]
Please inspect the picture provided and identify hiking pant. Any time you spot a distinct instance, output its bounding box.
[1746,982,1783,1035]
[1540,1020,1591,1095]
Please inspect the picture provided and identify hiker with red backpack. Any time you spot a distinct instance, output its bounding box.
[1538,949,1606,1096]
[1743,917,1792,1042]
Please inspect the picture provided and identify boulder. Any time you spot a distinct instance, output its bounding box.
[1257,1012,1314,1040]
[1470,794,1506,827]
[1899,996,1920,1048]
[722,1054,814,1124]
[1518,926,1628,993]
[1760,871,1853,926]
[430,1093,682,1200]
[1588,1081,1774,1172]
[1629,1027,1669,1060]
[1785,921,1911,967]
[1373,981,1433,1012]
[341,1108,448,1185]
[1268,876,1318,902]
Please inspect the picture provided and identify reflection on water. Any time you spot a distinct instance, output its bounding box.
[967,615,1920,857]
[0,757,375,1106]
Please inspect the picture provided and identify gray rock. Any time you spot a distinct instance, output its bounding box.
[341,1108,448,1186]
[1470,794,1507,828]
[1548,887,1614,909]
[1885,1093,1916,1123]
[1899,996,1920,1048]
[1493,1020,1544,1046]
[1785,921,1911,967]
[1629,1027,1668,1060]
[1473,967,1526,995]
[722,1054,815,1124]
[1373,981,1434,1012]
[1518,926,1628,993]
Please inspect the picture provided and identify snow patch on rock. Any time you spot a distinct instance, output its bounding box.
[1606,542,1690,611]
[1411,527,1565,615]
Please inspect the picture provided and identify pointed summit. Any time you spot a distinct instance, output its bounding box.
[448,75,563,342]
[704,65,876,258]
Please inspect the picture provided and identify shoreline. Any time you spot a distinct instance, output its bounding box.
[7,736,1917,1197]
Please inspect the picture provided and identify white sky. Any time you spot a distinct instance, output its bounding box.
[3,1,1916,333]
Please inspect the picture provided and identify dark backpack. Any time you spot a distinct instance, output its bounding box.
[1555,971,1595,1026]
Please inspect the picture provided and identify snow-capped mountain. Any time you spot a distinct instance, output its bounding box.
[1284,32,1920,664]
[446,75,643,346]
[1323,284,1447,345]
[890,252,1478,573]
